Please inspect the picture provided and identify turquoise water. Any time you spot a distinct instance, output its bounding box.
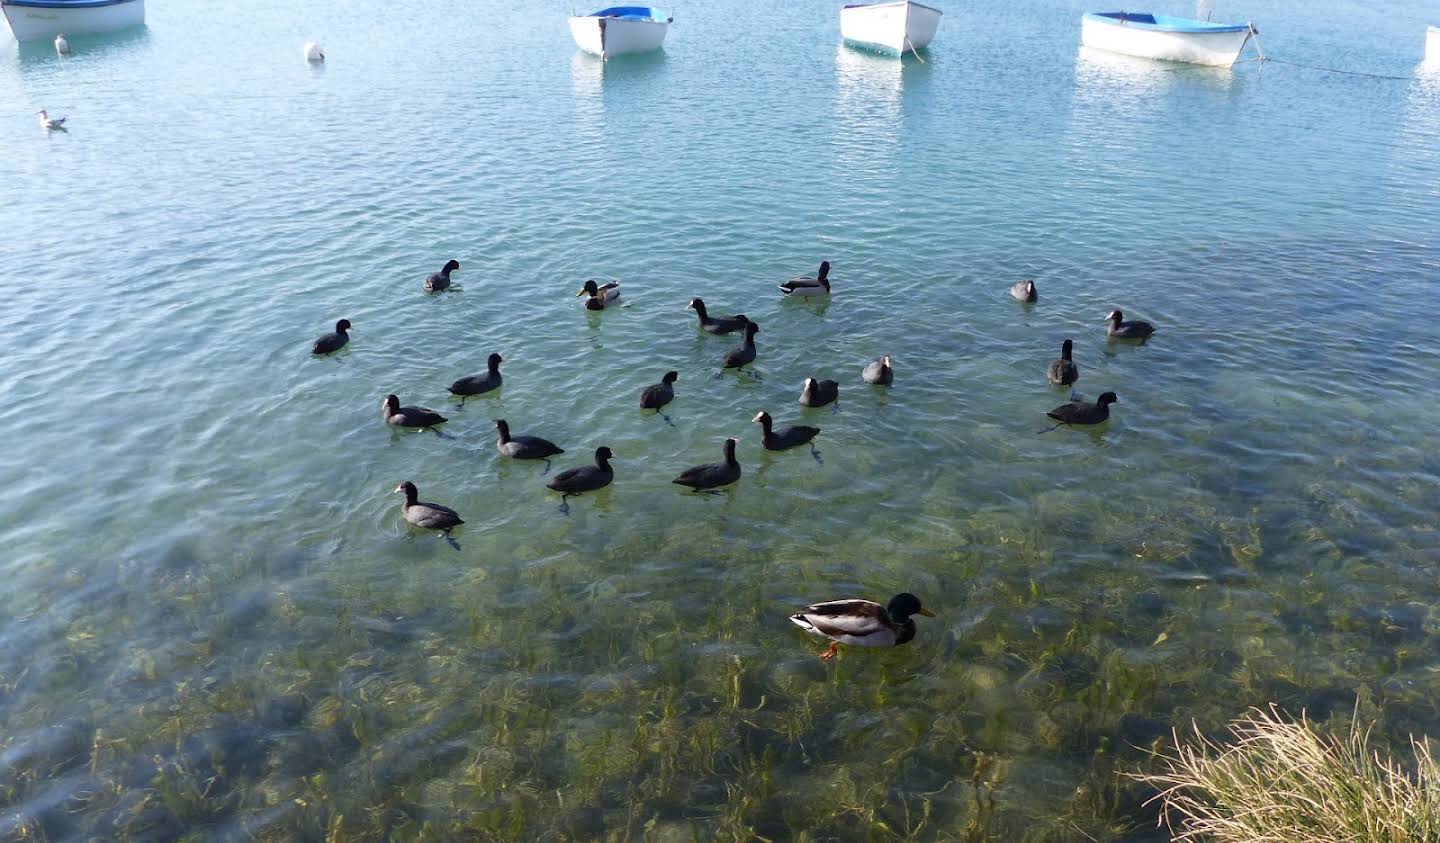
[2,0,1439,837]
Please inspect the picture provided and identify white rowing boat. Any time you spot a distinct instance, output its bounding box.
[1081,11,1255,68]
[569,6,671,60]
[2,0,143,42]
[840,1,942,57]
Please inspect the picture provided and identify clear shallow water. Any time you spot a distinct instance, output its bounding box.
[2,0,1438,837]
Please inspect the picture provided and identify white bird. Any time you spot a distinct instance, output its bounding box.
[54,33,70,55]
[303,41,325,62]
[37,110,66,131]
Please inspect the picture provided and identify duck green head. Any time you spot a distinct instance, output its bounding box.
[888,593,935,622]
[577,279,599,297]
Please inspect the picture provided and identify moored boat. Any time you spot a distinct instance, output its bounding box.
[1081,11,1255,68]
[1428,25,1439,64]
[840,1,942,57]
[569,6,671,59]
[2,0,143,42]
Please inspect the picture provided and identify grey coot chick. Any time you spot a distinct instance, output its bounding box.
[687,298,748,334]
[790,593,935,660]
[799,377,839,407]
[1011,279,1038,302]
[547,447,615,496]
[423,259,460,293]
[673,437,741,490]
[862,355,894,385]
[1106,309,1155,339]
[722,321,761,370]
[1047,340,1079,386]
[394,481,464,531]
[495,419,564,463]
[640,371,678,410]
[382,394,447,429]
[311,319,350,354]
[752,411,820,451]
[778,261,831,297]
[449,353,503,399]
[1047,391,1117,425]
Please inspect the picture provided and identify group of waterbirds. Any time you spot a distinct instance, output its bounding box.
[307,260,1154,659]
[35,37,328,135]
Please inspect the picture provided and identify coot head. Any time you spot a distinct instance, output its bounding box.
[662,370,678,384]
[1097,391,1118,406]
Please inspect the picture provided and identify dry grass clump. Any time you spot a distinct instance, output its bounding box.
[1137,704,1440,842]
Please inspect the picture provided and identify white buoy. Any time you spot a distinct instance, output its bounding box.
[304,40,325,62]
[37,109,67,131]
[54,33,70,55]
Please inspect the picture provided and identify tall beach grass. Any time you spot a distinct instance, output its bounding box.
[1137,704,1440,842]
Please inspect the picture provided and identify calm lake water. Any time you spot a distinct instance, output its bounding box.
[2,0,1438,838]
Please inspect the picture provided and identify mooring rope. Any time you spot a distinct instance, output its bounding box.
[904,36,926,62]
[1248,33,1415,81]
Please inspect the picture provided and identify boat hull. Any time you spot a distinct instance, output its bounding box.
[2,0,143,41]
[569,15,669,59]
[1428,25,1439,64]
[1081,13,1251,67]
[841,1,942,56]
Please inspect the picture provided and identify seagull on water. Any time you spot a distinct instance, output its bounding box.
[37,110,66,131]
[304,41,325,62]
[54,33,70,55]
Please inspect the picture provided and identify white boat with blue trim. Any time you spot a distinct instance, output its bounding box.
[2,0,143,42]
[569,6,671,59]
[841,1,941,56]
[1081,11,1256,68]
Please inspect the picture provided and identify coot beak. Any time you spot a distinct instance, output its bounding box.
[918,608,936,617]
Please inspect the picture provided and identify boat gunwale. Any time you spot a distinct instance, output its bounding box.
[1083,11,1251,34]
[842,1,943,16]
[575,6,671,23]
[2,0,137,8]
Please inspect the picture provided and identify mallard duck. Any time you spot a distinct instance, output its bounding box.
[799,377,839,407]
[790,593,935,660]
[303,40,325,62]
[778,261,831,297]
[722,321,761,370]
[547,447,615,495]
[311,319,350,354]
[673,438,741,490]
[382,394,446,429]
[687,298,748,334]
[449,353,503,399]
[862,355,893,385]
[577,279,621,310]
[1011,279,1038,302]
[640,371,678,410]
[1106,309,1155,339]
[394,481,463,532]
[752,411,819,451]
[495,419,564,465]
[1047,391,1117,425]
[1047,339,1078,386]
